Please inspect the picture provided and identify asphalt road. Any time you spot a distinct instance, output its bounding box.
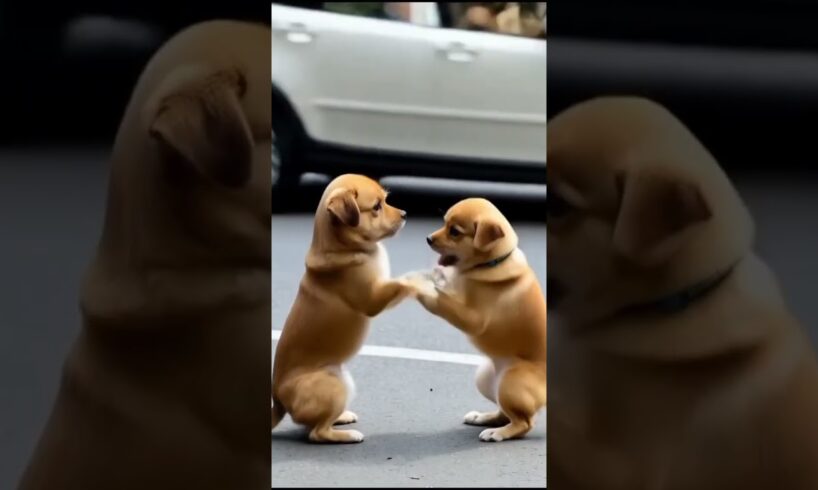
[2,148,818,489]
[1,149,109,489]
[271,213,548,488]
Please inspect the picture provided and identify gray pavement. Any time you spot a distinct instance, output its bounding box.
[1,149,108,489]
[271,215,548,488]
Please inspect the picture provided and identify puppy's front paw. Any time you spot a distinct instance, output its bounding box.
[431,266,454,289]
[416,280,439,300]
[399,270,439,300]
[479,428,506,442]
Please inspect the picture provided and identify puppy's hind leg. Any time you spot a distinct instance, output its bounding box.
[464,409,509,427]
[333,410,358,425]
[479,363,546,442]
[283,370,364,443]
[331,365,358,425]
[464,358,510,427]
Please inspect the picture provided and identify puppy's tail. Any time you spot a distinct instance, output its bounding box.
[271,397,286,431]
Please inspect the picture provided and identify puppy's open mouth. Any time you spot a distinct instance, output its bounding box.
[438,254,459,266]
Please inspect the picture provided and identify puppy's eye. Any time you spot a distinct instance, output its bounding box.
[449,226,461,237]
[547,192,572,219]
[373,200,382,212]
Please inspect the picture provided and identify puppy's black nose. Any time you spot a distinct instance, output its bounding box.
[426,236,434,245]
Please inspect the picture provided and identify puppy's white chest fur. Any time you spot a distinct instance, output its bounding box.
[491,357,513,397]
[328,364,356,406]
[375,242,391,279]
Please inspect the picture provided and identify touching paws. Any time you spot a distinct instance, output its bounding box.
[399,270,439,299]
[430,266,453,289]
[399,266,453,300]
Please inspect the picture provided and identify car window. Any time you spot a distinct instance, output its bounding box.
[317,3,546,38]
[321,2,440,26]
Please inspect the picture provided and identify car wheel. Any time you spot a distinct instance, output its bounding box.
[271,113,300,209]
[271,129,281,187]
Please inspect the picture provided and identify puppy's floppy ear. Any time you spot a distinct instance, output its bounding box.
[148,65,253,187]
[613,170,711,267]
[327,188,360,227]
[474,219,505,251]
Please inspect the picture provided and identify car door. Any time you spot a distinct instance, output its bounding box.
[271,3,435,154]
[423,24,548,165]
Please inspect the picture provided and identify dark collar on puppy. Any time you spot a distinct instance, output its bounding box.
[472,249,515,270]
[619,263,736,316]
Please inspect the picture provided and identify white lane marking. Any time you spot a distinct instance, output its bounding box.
[271,330,483,366]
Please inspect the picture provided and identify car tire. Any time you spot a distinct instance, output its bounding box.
[271,96,302,209]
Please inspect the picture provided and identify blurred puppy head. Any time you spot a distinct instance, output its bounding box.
[496,3,546,38]
[460,5,499,31]
[314,174,406,250]
[547,97,753,324]
[427,198,518,269]
[141,59,271,263]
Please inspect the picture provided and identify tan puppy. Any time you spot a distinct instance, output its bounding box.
[547,97,818,490]
[272,174,412,443]
[18,21,271,490]
[406,198,547,442]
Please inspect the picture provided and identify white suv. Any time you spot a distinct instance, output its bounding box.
[271,2,547,192]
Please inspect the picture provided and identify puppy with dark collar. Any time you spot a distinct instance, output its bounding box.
[547,96,818,490]
[405,198,547,442]
[19,21,271,490]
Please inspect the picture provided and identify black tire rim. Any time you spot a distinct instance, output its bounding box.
[271,129,280,187]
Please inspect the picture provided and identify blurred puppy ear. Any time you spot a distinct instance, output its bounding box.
[474,219,505,251]
[327,188,360,227]
[613,170,711,267]
[148,65,253,187]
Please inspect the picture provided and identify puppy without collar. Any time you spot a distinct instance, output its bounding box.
[547,97,818,490]
[272,174,412,443]
[404,198,547,442]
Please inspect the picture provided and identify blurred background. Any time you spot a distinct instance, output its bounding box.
[0,1,268,144]
[548,0,818,348]
[0,3,272,488]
